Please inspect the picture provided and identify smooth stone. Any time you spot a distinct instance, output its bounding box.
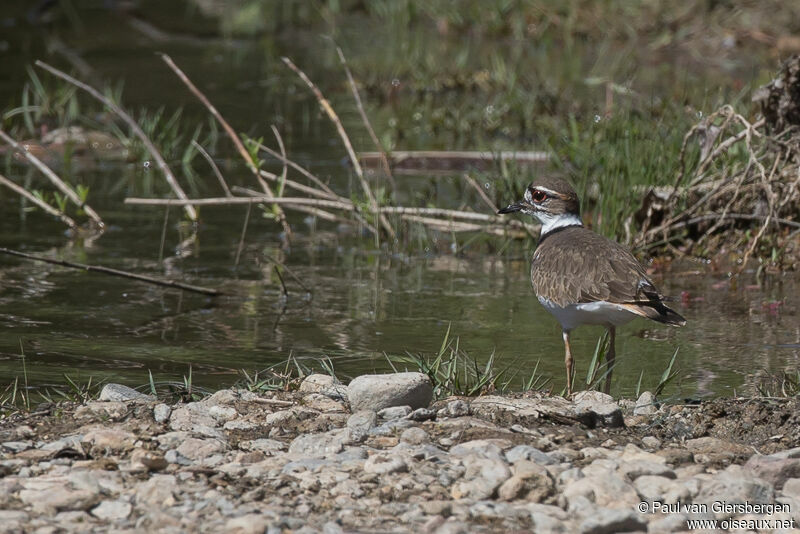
[363,454,407,474]
[347,372,433,412]
[744,451,800,490]
[288,429,350,458]
[98,383,154,403]
[633,391,658,415]
[1,441,32,453]
[208,405,238,422]
[176,437,225,461]
[299,374,337,393]
[450,457,511,500]
[442,400,470,417]
[241,439,286,455]
[406,407,436,421]
[506,444,555,465]
[18,487,100,513]
[782,477,800,498]
[135,474,178,506]
[573,391,624,428]
[81,428,136,454]
[400,427,430,445]
[641,436,661,449]
[695,465,774,518]
[377,406,412,420]
[450,439,510,460]
[153,404,171,423]
[91,500,132,520]
[346,410,377,442]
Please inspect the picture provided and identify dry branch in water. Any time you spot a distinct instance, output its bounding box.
[35,60,198,223]
[0,247,221,296]
[281,56,396,240]
[0,129,103,229]
[0,172,77,229]
[159,53,292,238]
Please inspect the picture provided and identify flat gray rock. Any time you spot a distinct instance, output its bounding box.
[347,372,432,412]
[99,383,154,403]
[633,391,658,415]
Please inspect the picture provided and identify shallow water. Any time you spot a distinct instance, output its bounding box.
[0,2,797,399]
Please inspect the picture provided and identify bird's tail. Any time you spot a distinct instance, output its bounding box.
[620,301,687,326]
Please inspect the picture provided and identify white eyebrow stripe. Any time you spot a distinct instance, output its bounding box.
[533,186,559,196]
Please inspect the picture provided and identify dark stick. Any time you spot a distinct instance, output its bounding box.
[273,265,288,300]
[0,247,221,296]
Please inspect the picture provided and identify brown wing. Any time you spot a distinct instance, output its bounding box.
[531,227,659,307]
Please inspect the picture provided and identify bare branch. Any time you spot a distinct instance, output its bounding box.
[35,60,197,222]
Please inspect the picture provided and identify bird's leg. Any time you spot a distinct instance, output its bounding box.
[563,330,574,396]
[604,326,616,394]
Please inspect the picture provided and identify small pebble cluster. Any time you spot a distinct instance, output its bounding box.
[0,373,799,533]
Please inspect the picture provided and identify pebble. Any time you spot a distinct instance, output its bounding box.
[153,403,171,423]
[98,383,154,403]
[347,372,433,412]
[377,405,412,420]
[633,391,658,415]
[1,386,794,533]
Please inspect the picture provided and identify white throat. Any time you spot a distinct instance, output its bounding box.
[535,211,583,235]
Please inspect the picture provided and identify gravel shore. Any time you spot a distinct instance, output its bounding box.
[1,373,799,533]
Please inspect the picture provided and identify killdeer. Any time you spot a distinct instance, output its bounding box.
[498,177,686,395]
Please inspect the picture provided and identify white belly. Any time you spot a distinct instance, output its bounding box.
[538,297,638,331]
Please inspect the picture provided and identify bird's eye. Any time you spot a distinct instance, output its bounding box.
[531,190,547,202]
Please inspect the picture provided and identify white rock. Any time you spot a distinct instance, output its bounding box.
[208,405,238,422]
[347,410,377,442]
[241,439,286,455]
[347,373,432,412]
[176,438,226,461]
[506,445,555,465]
[364,454,408,474]
[451,457,512,500]
[98,383,154,403]
[377,405,412,420]
[400,427,430,445]
[633,391,658,415]
[81,427,136,454]
[288,429,350,458]
[91,500,132,520]
[135,474,178,506]
[299,374,337,393]
[153,404,171,423]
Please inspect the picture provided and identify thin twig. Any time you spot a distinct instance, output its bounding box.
[263,254,312,295]
[257,143,339,199]
[463,173,498,212]
[34,60,197,222]
[0,247,221,296]
[257,169,348,202]
[232,185,350,224]
[191,139,232,197]
[270,125,288,197]
[273,265,288,300]
[281,56,395,240]
[336,45,396,191]
[158,205,169,263]
[0,129,103,228]
[0,172,77,229]
[125,196,358,209]
[234,203,251,268]
[158,53,290,236]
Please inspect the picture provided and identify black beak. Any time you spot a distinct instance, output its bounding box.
[498,203,523,214]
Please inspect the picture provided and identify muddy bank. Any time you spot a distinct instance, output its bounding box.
[1,376,799,533]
